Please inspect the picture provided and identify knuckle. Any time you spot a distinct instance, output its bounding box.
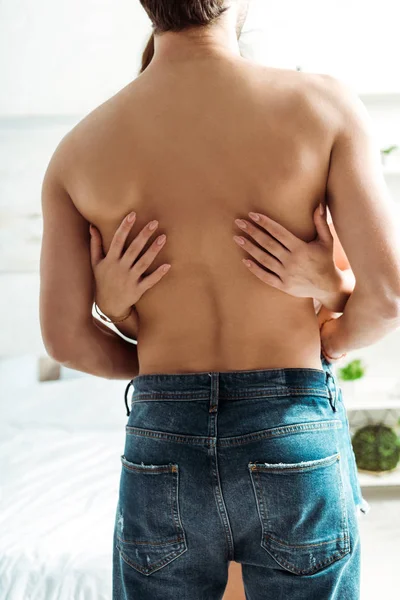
[114,231,124,244]
[145,274,158,287]
[253,231,264,245]
[263,236,273,249]
[142,230,154,243]
[132,260,144,274]
[136,255,151,271]
[141,259,152,272]
[127,239,139,254]
[249,231,260,244]
[144,226,153,236]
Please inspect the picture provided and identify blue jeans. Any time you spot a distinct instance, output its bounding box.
[112,353,369,599]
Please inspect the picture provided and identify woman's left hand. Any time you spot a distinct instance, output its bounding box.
[233,203,340,302]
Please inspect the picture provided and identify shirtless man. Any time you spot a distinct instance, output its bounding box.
[40,2,400,379]
[39,1,400,598]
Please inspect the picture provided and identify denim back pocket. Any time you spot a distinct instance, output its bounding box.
[116,456,187,576]
[248,452,350,575]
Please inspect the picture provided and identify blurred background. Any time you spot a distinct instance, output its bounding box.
[1,1,400,599]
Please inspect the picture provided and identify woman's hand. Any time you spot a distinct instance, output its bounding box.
[89,211,171,320]
[233,204,342,306]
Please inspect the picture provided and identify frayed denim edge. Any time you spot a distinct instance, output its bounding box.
[356,497,371,518]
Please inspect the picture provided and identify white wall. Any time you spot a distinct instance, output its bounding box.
[253,0,400,93]
[0,0,151,115]
[1,0,400,116]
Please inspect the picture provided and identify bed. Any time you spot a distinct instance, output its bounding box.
[0,356,128,600]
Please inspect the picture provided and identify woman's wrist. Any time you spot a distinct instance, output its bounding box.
[318,267,355,313]
[94,294,133,323]
[320,315,349,361]
[113,307,140,341]
[94,302,133,324]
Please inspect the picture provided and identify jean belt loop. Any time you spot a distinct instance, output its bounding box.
[326,370,337,412]
[124,380,133,417]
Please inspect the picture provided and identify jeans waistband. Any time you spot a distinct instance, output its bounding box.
[124,352,337,416]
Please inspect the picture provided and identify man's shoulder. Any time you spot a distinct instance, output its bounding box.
[65,94,122,147]
[289,70,365,125]
[272,69,349,108]
[43,85,131,190]
[263,68,366,134]
[60,78,136,147]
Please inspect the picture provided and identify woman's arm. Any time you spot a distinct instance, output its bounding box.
[317,218,356,314]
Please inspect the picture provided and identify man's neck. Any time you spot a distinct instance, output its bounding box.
[151,18,241,66]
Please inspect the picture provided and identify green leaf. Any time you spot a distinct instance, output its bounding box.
[337,358,366,381]
[381,144,399,155]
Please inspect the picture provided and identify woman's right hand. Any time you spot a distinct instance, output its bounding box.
[89,211,171,320]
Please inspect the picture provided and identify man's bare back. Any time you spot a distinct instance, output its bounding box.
[62,59,339,375]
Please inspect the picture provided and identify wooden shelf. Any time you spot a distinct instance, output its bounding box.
[383,166,400,175]
[343,395,400,412]
[359,92,400,101]
[358,468,400,488]
[338,376,400,411]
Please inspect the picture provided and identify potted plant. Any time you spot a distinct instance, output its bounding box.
[352,422,400,475]
[336,358,366,402]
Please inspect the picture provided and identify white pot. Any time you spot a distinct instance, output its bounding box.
[338,379,357,403]
[381,150,400,169]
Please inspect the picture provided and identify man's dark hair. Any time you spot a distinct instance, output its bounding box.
[139,0,229,33]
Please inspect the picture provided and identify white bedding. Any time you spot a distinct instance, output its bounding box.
[0,357,130,600]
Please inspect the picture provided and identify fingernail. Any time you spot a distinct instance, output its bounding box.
[243,259,252,267]
[127,211,136,222]
[162,264,171,272]
[233,235,245,245]
[249,212,260,221]
[320,203,325,215]
[149,220,158,230]
[235,219,247,229]
[157,234,166,245]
